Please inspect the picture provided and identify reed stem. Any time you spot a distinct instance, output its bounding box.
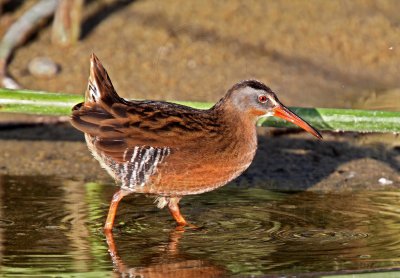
[0,88,399,133]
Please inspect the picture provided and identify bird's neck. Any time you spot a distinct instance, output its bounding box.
[211,99,258,151]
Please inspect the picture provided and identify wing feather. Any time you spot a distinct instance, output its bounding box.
[70,53,221,188]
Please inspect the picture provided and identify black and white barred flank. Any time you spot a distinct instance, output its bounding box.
[95,144,171,189]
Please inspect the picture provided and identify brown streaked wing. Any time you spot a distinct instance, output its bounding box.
[90,102,220,149]
[72,98,222,183]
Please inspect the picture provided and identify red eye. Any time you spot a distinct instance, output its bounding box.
[258,95,268,103]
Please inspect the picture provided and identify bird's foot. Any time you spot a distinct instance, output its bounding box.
[175,222,202,231]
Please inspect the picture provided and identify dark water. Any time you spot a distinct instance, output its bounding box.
[1,175,400,277]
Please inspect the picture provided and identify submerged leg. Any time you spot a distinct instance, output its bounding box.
[104,189,131,231]
[168,197,188,226]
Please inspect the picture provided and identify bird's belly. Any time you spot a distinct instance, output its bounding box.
[144,150,256,195]
[85,133,257,196]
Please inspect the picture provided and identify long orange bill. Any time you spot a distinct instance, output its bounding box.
[274,105,322,139]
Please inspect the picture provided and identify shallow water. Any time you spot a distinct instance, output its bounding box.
[1,175,400,276]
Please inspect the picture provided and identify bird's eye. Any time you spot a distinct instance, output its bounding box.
[258,95,268,103]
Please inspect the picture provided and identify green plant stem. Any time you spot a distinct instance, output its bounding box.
[0,88,399,133]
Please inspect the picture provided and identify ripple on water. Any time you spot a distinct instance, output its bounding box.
[2,176,400,276]
[173,188,400,274]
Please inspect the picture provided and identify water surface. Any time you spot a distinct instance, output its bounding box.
[1,175,400,276]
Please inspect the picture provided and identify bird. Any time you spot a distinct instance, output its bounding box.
[71,54,322,232]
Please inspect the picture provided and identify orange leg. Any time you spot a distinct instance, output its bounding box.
[104,189,131,231]
[168,197,188,226]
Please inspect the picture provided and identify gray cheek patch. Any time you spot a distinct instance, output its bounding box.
[231,87,275,112]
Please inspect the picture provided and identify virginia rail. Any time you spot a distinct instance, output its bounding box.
[71,54,322,231]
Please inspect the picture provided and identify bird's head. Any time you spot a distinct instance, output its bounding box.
[219,80,322,139]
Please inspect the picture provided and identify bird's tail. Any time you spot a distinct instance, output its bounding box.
[70,54,126,136]
[83,53,124,107]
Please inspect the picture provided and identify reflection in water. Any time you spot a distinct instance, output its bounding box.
[0,176,3,269]
[1,175,400,276]
[105,228,226,277]
[62,180,92,272]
